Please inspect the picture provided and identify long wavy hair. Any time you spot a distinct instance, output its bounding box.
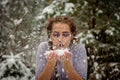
[46,16,78,50]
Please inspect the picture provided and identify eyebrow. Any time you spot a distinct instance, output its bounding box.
[62,31,70,33]
[52,31,59,33]
[52,31,70,33]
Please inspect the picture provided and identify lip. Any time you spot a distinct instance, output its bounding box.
[59,43,64,48]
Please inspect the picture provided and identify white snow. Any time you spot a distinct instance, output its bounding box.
[98,10,103,14]
[13,19,23,25]
[114,13,120,20]
[9,34,15,40]
[76,31,94,44]
[44,50,53,56]
[1,0,8,5]
[44,48,69,57]
[0,53,32,80]
[64,3,75,13]
[94,62,99,71]
[24,45,29,49]
[39,55,43,57]
[91,55,95,59]
[96,73,102,79]
[35,15,45,20]
[84,1,88,6]
[81,1,88,9]
[36,0,76,20]
[105,27,115,35]
[42,5,54,14]
[55,48,69,56]
[83,59,86,63]
[62,68,65,72]
[24,7,28,14]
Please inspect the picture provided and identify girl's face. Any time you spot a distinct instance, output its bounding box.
[50,22,73,49]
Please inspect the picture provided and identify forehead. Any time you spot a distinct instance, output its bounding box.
[52,22,70,32]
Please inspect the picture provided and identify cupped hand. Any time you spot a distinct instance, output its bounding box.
[45,50,59,62]
[60,51,72,62]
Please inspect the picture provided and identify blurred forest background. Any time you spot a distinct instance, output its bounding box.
[0,0,120,80]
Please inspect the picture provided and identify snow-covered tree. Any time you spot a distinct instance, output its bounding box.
[0,53,32,80]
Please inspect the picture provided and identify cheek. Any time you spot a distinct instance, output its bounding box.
[65,37,73,46]
[51,37,59,45]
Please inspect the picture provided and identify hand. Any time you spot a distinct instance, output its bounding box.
[45,50,58,62]
[60,51,72,63]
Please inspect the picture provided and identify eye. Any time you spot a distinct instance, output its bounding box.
[62,33,71,37]
[52,32,60,37]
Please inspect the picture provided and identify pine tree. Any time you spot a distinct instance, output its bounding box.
[0,53,32,80]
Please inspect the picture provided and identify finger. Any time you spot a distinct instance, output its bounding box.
[60,54,66,60]
[52,51,58,59]
[46,51,54,60]
[64,51,71,58]
[51,51,59,60]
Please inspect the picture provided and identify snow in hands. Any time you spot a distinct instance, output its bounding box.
[44,48,70,57]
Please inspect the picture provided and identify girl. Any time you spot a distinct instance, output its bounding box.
[35,16,87,80]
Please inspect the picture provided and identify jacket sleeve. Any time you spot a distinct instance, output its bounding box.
[35,42,47,80]
[73,44,88,80]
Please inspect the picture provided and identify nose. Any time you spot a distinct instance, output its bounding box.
[57,34,64,42]
[57,34,64,44]
[57,36,64,48]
